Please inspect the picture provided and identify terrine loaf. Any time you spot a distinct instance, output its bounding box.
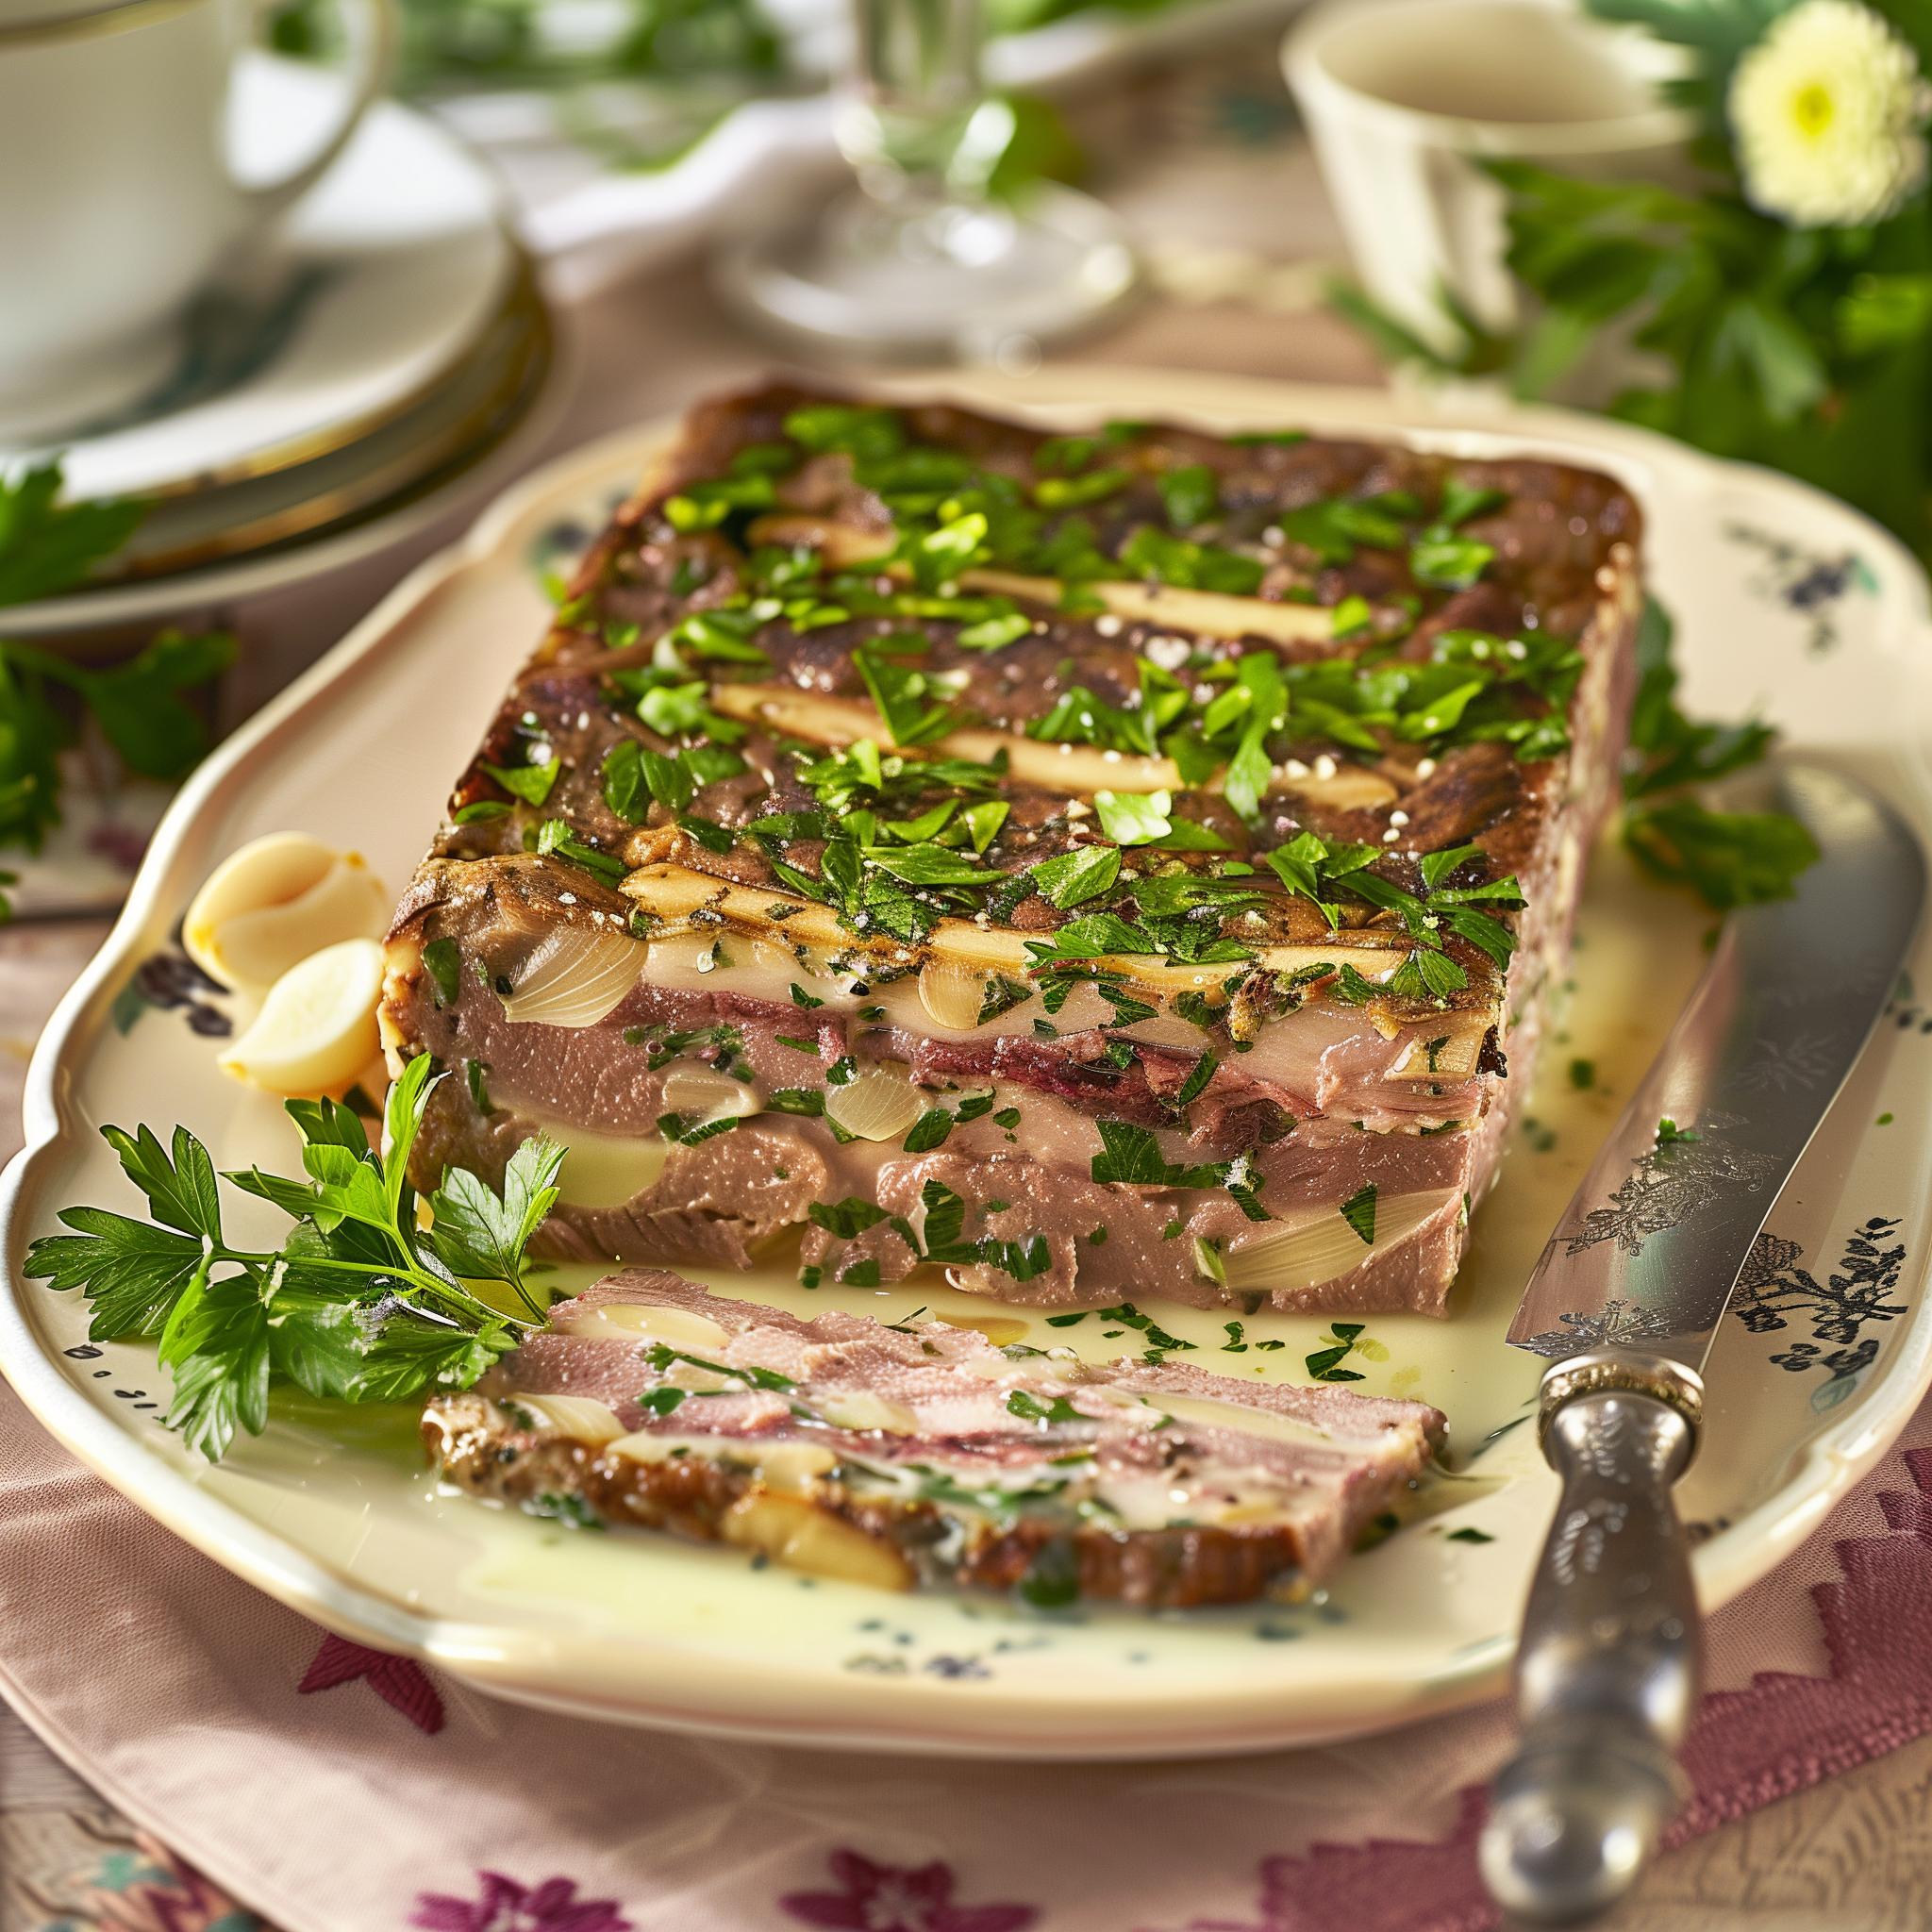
[424,1270,1448,1607]
[382,383,1641,1316]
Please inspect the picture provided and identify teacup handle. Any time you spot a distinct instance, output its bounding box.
[235,0,398,222]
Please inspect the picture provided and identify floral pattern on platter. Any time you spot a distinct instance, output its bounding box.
[408,1872,631,1932]
[525,488,631,598]
[1732,1217,1908,1409]
[780,1850,1038,1932]
[108,946,230,1041]
[1724,521,1877,655]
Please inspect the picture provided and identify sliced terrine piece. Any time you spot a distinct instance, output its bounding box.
[382,382,1641,1314]
[422,1270,1446,1607]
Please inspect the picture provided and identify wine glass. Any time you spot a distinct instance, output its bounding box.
[717,0,1139,363]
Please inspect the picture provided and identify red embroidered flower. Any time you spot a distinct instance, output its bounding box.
[409,1871,631,1932]
[297,1633,445,1734]
[781,1850,1038,1932]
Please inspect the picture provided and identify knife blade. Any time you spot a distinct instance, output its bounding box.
[1481,762,1924,1926]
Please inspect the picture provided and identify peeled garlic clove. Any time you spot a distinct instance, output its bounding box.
[823,1064,924,1142]
[720,1491,912,1590]
[217,938,385,1097]
[815,1391,921,1435]
[184,834,389,992]
[520,1394,625,1444]
[555,1301,730,1350]
[660,1065,760,1126]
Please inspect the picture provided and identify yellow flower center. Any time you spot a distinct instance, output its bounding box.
[1790,81,1837,140]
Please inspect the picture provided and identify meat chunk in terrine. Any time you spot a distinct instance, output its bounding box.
[382,382,1641,1315]
[423,1271,1447,1607]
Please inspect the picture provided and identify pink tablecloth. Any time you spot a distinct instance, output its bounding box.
[5,1360,1932,1932]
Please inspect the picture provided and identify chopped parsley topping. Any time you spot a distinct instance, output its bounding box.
[1339,1183,1378,1246]
[421,937,461,1007]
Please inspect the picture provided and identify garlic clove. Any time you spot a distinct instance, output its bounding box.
[815,1391,921,1435]
[217,938,385,1097]
[720,1491,912,1590]
[184,835,388,991]
[554,1302,730,1350]
[660,1065,760,1127]
[521,1394,626,1444]
[498,925,646,1027]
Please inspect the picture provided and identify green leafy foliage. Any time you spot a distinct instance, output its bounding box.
[1,632,236,855]
[0,459,144,607]
[1339,1183,1378,1246]
[1306,1320,1372,1382]
[1624,798,1820,907]
[1330,0,1932,554]
[0,459,231,877]
[1620,596,1818,907]
[24,1056,560,1460]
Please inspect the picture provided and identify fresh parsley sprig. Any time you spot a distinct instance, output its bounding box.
[24,1055,562,1461]
[1620,598,1817,908]
[0,461,234,873]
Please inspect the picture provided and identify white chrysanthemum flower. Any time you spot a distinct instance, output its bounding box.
[1730,0,1932,226]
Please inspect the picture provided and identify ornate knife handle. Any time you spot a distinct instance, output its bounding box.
[1479,1353,1704,1926]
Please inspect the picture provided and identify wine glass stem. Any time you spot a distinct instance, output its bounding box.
[840,0,989,207]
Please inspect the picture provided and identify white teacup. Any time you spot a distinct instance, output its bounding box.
[1284,0,1691,362]
[0,0,393,437]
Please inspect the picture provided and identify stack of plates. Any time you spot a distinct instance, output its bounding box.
[0,58,557,638]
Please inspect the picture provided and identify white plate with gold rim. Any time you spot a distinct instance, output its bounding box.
[4,368,1930,1758]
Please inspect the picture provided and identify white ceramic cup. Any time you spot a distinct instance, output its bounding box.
[0,0,394,437]
[1284,0,1692,358]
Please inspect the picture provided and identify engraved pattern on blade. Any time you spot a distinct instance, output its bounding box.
[1507,765,1926,1367]
[1516,1297,1677,1360]
[1735,1028,1842,1094]
[1561,1118,1782,1259]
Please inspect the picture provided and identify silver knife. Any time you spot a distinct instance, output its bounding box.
[1479,762,1925,1925]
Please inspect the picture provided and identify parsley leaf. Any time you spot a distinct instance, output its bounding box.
[24,1057,553,1460]
[1618,597,1813,908]
[1117,525,1264,595]
[0,459,144,606]
[1158,463,1220,530]
[482,757,560,807]
[1092,789,1174,845]
[1028,843,1122,910]
[1090,1119,1227,1190]
[1340,1183,1378,1245]
[1008,1388,1086,1426]
[534,818,627,882]
[1624,799,1820,908]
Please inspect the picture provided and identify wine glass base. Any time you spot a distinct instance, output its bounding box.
[715,183,1139,365]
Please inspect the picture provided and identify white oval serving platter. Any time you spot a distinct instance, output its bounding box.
[4,368,1930,1759]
